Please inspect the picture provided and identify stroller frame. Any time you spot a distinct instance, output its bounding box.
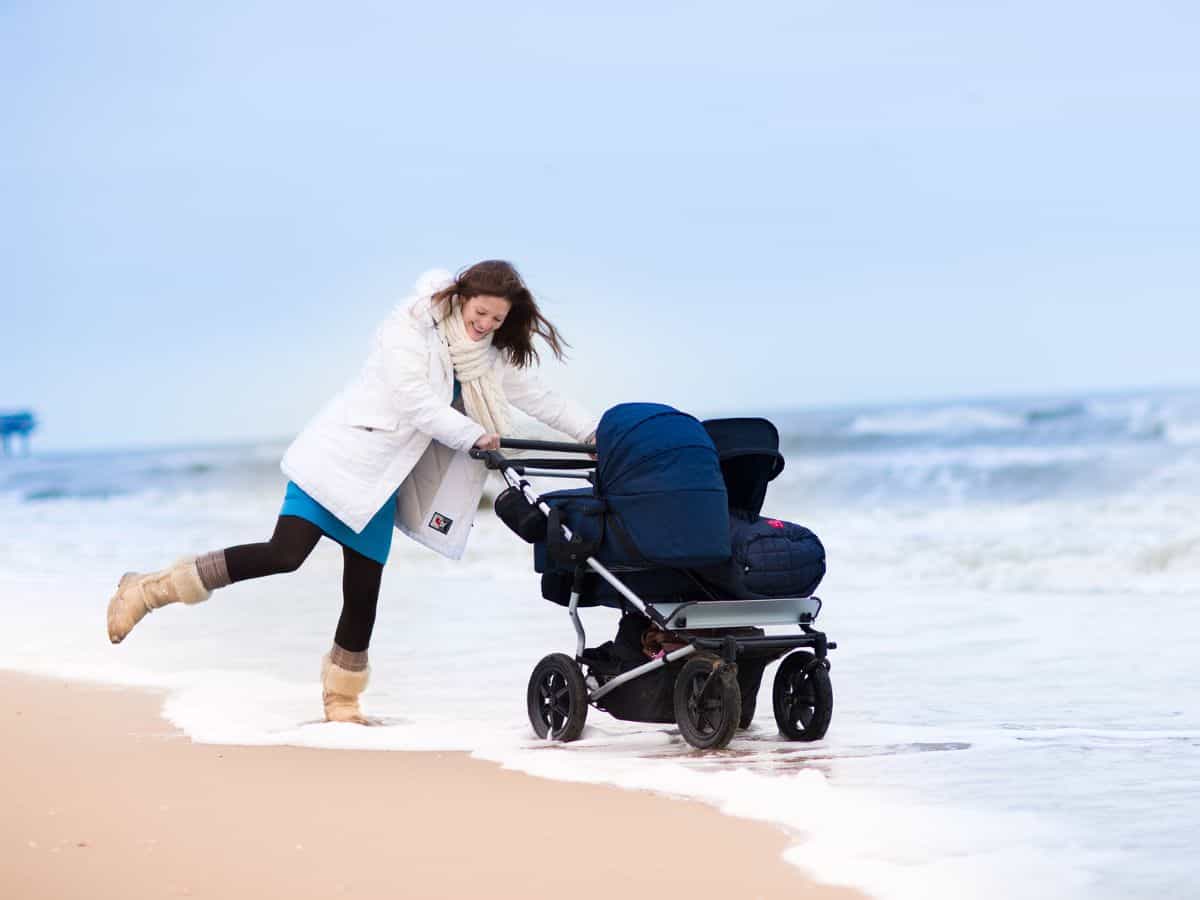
[473,436,837,750]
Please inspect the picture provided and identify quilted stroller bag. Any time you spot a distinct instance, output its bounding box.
[730,513,826,598]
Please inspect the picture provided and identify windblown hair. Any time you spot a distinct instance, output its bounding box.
[429,260,568,369]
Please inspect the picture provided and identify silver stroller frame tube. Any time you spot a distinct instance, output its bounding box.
[495,467,697,702]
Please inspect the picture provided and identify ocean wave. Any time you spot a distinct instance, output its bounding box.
[828,393,1200,454]
[1165,421,1200,446]
[790,495,1200,596]
[1084,396,1180,442]
[0,443,286,505]
[22,486,134,503]
[1024,402,1088,424]
[776,443,1157,506]
[848,406,1025,437]
[143,462,215,476]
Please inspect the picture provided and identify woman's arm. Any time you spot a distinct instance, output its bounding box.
[501,364,599,443]
[379,313,487,451]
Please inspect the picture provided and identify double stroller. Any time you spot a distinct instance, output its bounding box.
[472,402,836,750]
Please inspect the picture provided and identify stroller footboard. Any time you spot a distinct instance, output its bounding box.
[650,596,822,630]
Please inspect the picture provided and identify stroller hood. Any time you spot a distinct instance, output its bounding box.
[593,403,730,567]
[702,417,785,518]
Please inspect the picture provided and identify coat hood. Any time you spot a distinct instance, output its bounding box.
[394,268,454,329]
[414,268,454,299]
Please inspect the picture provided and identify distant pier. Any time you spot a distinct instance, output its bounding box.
[0,411,36,456]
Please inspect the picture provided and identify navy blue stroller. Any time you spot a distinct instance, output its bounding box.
[472,403,836,750]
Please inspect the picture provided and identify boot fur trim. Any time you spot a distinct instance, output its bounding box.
[169,558,211,606]
[322,654,370,695]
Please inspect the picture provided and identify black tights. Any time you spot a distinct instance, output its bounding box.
[223,515,382,653]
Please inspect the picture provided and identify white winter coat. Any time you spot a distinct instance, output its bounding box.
[280,271,598,560]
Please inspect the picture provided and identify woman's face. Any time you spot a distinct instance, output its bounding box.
[462,294,511,341]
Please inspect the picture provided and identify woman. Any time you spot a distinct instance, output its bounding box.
[105,261,597,724]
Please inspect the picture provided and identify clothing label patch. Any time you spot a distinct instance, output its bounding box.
[428,512,453,535]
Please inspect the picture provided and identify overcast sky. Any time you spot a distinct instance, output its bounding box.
[3,1,1198,451]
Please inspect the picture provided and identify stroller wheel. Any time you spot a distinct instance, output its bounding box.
[772,651,833,741]
[673,655,741,750]
[527,653,588,742]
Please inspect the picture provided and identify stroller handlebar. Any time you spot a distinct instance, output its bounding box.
[469,444,597,477]
[499,438,595,454]
[468,447,498,464]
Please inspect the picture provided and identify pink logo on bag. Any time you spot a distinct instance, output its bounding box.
[767,519,784,529]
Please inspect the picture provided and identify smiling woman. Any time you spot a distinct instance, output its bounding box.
[104,260,598,725]
[423,261,571,449]
[463,295,509,341]
[429,260,569,369]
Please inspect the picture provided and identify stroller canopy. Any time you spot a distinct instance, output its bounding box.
[702,417,785,518]
[595,403,730,567]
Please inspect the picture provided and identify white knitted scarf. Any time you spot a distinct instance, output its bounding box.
[436,301,513,438]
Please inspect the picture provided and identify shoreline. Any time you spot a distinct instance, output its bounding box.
[1,670,869,899]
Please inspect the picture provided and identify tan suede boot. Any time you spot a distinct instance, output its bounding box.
[321,653,370,724]
[106,557,210,644]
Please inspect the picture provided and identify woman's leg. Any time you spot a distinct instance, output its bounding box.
[321,546,384,723]
[108,515,323,644]
[217,515,323,585]
[333,545,383,654]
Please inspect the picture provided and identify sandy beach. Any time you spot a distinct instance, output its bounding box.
[1,671,866,900]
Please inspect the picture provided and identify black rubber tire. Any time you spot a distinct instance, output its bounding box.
[527,653,588,741]
[772,651,833,741]
[673,655,742,750]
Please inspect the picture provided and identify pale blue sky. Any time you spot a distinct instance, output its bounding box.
[3,1,1198,450]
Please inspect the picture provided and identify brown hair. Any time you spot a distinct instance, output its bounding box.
[429,260,568,369]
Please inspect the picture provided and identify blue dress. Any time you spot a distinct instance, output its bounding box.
[279,481,397,564]
[278,378,464,565]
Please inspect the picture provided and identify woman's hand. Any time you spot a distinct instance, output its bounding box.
[473,433,501,451]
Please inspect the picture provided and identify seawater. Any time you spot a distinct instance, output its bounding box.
[3,388,1199,900]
